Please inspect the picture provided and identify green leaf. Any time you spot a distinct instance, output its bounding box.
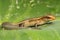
[0,0,60,40]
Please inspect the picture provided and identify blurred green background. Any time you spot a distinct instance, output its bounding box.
[0,0,60,23]
[0,0,60,40]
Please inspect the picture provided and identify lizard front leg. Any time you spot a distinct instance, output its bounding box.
[34,23,42,30]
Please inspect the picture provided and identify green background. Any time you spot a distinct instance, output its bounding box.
[0,0,60,40]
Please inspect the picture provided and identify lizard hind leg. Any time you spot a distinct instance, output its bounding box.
[19,23,24,28]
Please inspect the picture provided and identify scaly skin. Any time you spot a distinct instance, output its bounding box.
[1,15,55,30]
[17,15,55,28]
[2,22,21,30]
